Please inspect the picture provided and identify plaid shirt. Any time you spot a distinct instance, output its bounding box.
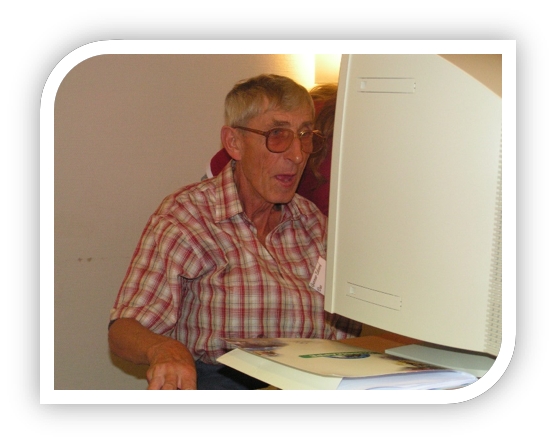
[110,161,360,364]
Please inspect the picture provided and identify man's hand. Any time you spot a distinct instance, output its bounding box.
[109,318,197,390]
[145,340,197,390]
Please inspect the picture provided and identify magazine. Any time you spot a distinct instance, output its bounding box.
[217,337,478,390]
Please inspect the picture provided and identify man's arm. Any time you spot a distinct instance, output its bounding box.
[108,318,197,390]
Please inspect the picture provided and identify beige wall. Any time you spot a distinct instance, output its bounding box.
[54,54,316,389]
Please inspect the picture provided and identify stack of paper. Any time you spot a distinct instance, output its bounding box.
[217,338,477,390]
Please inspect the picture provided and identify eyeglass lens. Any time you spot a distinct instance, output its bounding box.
[267,129,324,153]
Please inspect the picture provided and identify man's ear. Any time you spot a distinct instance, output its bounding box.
[221,126,242,161]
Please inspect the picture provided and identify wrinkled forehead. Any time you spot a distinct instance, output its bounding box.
[257,95,314,121]
[253,102,315,128]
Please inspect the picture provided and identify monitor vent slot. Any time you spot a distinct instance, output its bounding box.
[484,128,503,356]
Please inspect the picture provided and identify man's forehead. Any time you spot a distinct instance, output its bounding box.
[256,106,313,125]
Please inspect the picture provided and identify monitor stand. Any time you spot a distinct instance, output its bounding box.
[385,344,496,378]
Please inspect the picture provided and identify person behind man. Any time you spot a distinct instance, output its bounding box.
[296,83,337,216]
[108,75,360,390]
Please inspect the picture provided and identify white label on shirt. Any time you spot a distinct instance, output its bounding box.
[309,256,326,296]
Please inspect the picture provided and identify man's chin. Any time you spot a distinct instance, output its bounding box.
[272,192,296,206]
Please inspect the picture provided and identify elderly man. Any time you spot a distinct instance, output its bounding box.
[108,74,360,390]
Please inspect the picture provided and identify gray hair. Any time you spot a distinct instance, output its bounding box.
[224,74,314,127]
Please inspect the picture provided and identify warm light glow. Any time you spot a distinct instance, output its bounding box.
[289,54,316,90]
[315,54,341,85]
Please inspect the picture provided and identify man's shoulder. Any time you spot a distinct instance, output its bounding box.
[156,178,218,219]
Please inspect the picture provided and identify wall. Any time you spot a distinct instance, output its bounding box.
[54,54,315,390]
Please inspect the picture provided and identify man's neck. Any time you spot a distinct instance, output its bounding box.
[233,162,284,245]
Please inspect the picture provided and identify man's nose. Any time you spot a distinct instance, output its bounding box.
[284,136,305,164]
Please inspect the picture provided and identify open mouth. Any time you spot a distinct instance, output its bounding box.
[275,174,297,187]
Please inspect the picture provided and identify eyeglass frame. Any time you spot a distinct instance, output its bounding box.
[233,126,326,154]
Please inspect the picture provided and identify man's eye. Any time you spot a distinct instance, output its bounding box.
[269,128,289,138]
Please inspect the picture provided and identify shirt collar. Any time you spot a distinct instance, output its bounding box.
[214,160,243,222]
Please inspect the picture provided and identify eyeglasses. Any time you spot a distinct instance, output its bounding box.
[234,126,326,154]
